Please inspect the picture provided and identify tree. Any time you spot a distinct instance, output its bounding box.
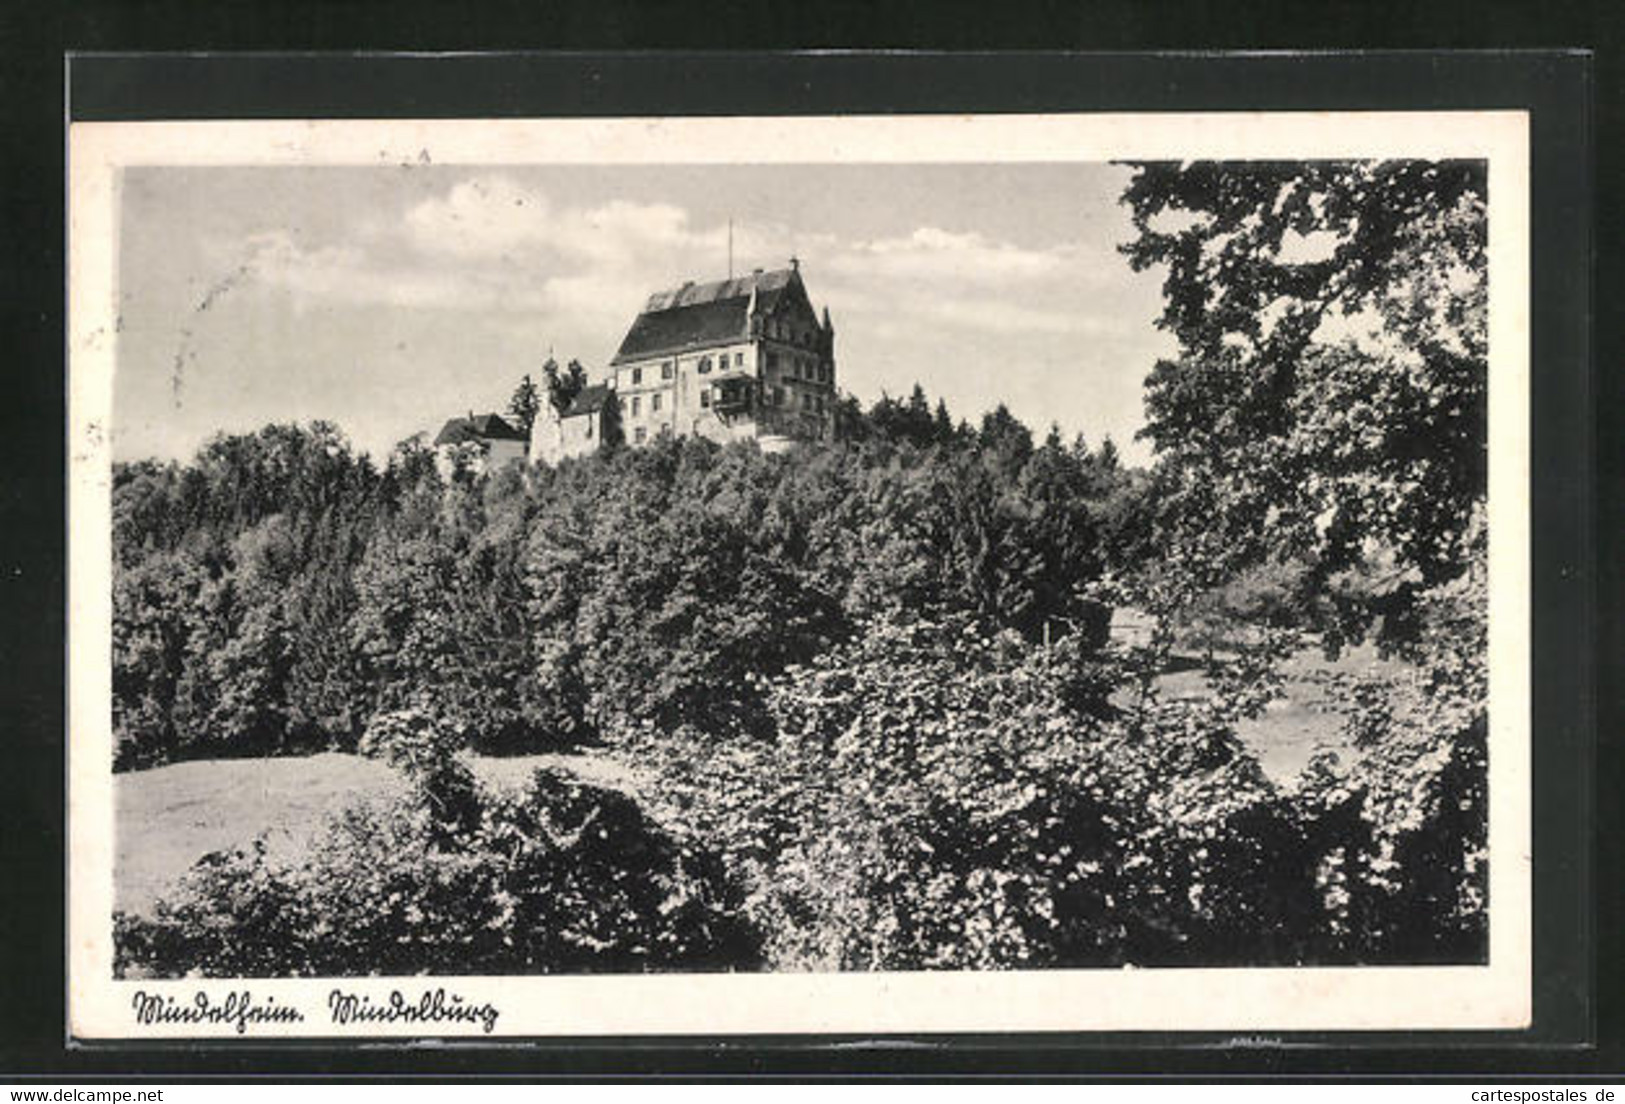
[905,383,932,441]
[977,403,1034,470]
[1096,435,1120,471]
[1119,159,1487,637]
[508,374,542,435]
[541,357,589,418]
[867,384,937,448]
[832,392,870,443]
[1119,160,1491,961]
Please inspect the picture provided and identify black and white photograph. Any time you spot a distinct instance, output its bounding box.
[66,111,1531,1037]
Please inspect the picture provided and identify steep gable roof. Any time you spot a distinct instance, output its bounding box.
[611,267,807,365]
[433,412,527,446]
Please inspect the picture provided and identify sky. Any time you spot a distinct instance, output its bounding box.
[113,162,1176,466]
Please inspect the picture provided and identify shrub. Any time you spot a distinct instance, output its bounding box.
[358,703,481,848]
[1292,543,1489,964]
[629,614,1326,971]
[1171,560,1313,664]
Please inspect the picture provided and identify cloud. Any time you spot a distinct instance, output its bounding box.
[818,224,1124,340]
[237,229,554,312]
[829,226,1084,285]
[224,173,1127,352]
[403,176,714,271]
[402,176,557,258]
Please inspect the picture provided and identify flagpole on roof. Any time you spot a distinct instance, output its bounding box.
[728,218,734,280]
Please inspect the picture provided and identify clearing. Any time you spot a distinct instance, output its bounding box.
[114,751,630,918]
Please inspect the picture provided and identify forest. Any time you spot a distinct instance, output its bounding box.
[111,159,1490,976]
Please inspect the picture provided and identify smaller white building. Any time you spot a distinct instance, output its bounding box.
[432,412,528,477]
[530,384,618,466]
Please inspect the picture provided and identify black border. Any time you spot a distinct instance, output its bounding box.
[1,45,1604,1079]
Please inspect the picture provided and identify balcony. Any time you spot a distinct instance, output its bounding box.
[711,378,754,414]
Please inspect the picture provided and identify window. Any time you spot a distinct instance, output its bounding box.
[652,392,662,413]
[735,352,744,367]
[584,416,594,439]
[772,386,783,406]
[767,352,778,371]
[660,422,671,437]
[634,426,647,443]
[698,356,711,374]
[661,361,674,380]
[631,396,641,416]
[632,367,643,385]
[701,388,711,409]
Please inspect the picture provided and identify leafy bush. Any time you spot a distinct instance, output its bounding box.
[1171,560,1314,663]
[1292,539,1489,963]
[623,614,1330,970]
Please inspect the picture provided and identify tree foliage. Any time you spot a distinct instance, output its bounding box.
[541,356,589,417]
[1120,160,1487,642]
[1112,158,1490,963]
[112,397,1138,769]
[507,373,542,436]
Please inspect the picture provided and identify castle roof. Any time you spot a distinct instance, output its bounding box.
[561,383,614,418]
[433,412,527,446]
[611,267,803,365]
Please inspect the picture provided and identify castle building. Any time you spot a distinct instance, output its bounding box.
[531,262,836,463]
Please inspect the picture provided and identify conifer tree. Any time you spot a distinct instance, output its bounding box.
[508,373,542,435]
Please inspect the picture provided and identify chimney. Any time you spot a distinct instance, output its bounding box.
[789,256,799,273]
